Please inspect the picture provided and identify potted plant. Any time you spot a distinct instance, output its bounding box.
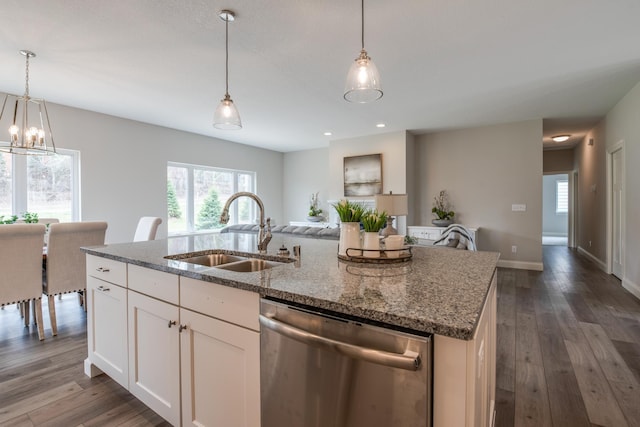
[361,209,388,258]
[307,192,324,222]
[333,200,365,256]
[432,190,455,227]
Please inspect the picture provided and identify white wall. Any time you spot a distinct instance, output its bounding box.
[604,81,640,298]
[282,148,330,224]
[542,174,568,236]
[328,131,411,233]
[415,120,543,269]
[43,100,284,243]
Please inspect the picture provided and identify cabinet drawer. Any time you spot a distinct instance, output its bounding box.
[87,255,127,286]
[181,277,260,331]
[128,264,179,305]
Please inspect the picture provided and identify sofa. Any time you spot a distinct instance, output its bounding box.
[220,224,340,240]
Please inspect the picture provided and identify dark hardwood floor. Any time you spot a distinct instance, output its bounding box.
[1,246,639,426]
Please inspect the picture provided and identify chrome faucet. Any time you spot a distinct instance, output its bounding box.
[220,192,272,253]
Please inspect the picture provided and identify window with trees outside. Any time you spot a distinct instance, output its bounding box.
[167,162,256,235]
[0,149,80,222]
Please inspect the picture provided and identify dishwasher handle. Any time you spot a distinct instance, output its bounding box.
[259,314,421,371]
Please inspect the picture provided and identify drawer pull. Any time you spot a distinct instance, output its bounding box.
[168,320,177,328]
[97,285,110,292]
[96,267,111,273]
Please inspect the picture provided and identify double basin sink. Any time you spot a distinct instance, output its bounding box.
[165,249,294,273]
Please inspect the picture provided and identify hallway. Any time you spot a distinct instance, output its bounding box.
[495,246,640,427]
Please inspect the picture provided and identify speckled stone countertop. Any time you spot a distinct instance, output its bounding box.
[83,233,499,340]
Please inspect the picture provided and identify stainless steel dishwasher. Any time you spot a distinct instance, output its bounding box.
[260,298,432,427]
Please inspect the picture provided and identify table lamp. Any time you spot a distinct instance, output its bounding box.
[375,192,408,237]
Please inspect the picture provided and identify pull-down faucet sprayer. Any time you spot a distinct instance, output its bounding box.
[220,192,272,253]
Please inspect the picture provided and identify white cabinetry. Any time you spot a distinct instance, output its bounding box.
[86,257,261,427]
[407,226,478,247]
[85,255,128,388]
[127,289,181,426]
[180,276,260,427]
[433,273,497,427]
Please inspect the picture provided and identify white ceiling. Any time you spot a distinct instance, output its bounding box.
[1,0,639,152]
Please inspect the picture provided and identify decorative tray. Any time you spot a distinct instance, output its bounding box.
[337,246,413,264]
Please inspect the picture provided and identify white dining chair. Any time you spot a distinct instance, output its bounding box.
[0,223,47,340]
[133,216,162,241]
[43,221,107,336]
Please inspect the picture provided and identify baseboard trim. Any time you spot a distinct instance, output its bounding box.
[623,277,640,301]
[577,246,607,272]
[497,260,544,271]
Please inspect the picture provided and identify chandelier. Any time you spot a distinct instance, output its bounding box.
[0,50,56,155]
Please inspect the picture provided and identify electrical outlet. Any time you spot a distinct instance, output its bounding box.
[512,245,517,253]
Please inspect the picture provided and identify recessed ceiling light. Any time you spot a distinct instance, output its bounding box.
[324,131,332,136]
[552,134,570,142]
[376,123,386,128]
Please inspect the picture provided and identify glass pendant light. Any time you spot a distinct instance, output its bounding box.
[213,10,242,130]
[344,0,382,103]
[0,50,57,155]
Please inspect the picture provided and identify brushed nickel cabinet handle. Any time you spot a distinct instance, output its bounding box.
[179,325,188,333]
[97,285,110,292]
[96,267,110,272]
[168,320,177,328]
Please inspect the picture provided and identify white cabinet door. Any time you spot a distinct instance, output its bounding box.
[128,291,181,426]
[180,308,261,427]
[87,276,128,388]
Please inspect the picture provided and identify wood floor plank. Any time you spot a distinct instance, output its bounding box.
[564,339,628,427]
[548,291,584,343]
[0,413,34,427]
[514,312,552,427]
[611,340,640,384]
[0,382,83,424]
[534,292,591,427]
[579,322,640,426]
[495,387,515,427]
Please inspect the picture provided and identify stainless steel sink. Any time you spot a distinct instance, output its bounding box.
[177,253,245,267]
[215,258,281,272]
[165,249,294,272]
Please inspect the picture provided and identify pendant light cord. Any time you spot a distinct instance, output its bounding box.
[225,15,229,97]
[361,0,365,50]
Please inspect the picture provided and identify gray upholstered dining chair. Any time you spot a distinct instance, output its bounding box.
[43,221,107,336]
[133,216,162,241]
[0,223,47,340]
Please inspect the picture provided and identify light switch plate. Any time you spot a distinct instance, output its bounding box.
[512,204,526,212]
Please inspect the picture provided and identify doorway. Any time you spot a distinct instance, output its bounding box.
[542,174,569,246]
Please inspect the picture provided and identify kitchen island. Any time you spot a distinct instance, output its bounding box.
[83,232,499,427]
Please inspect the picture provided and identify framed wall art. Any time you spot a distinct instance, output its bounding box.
[343,154,382,197]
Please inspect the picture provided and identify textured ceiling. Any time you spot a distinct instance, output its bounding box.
[1,0,639,152]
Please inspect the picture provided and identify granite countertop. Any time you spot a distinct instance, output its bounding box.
[83,233,499,340]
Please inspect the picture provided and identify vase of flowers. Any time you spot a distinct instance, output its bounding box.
[307,192,324,222]
[432,190,455,227]
[361,209,388,258]
[333,200,365,256]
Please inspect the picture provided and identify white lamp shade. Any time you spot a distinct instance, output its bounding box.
[375,194,408,216]
[213,96,242,130]
[344,51,383,103]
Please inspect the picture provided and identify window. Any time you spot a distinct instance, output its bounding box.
[0,149,80,221]
[556,180,568,214]
[167,162,256,235]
